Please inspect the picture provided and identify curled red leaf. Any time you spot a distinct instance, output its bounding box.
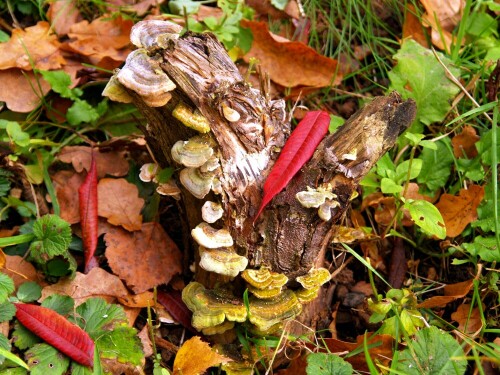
[157,290,196,333]
[254,110,330,221]
[79,150,98,273]
[14,303,94,367]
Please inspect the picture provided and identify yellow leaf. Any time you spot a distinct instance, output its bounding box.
[173,336,229,375]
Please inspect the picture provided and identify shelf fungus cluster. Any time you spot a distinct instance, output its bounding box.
[296,185,340,221]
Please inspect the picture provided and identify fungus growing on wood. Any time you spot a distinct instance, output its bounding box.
[139,163,159,182]
[130,20,182,49]
[179,167,214,199]
[296,185,340,221]
[248,290,302,332]
[295,267,331,303]
[198,246,248,277]
[221,102,241,122]
[173,102,211,133]
[242,267,288,299]
[201,201,224,223]
[181,282,247,333]
[171,136,215,168]
[191,222,234,249]
[102,75,133,103]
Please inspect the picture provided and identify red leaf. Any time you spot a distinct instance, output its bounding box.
[79,150,98,273]
[14,303,94,367]
[157,290,196,334]
[254,111,330,221]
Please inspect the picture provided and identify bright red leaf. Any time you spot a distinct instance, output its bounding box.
[14,303,94,367]
[157,290,195,334]
[79,150,98,273]
[254,111,330,221]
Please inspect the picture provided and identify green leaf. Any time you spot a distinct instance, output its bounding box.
[38,71,81,100]
[329,115,345,134]
[463,236,500,262]
[0,30,9,42]
[456,157,484,182]
[381,177,403,194]
[0,274,14,303]
[5,122,29,148]
[169,0,200,15]
[376,153,396,178]
[388,39,461,125]
[0,169,12,197]
[25,343,70,375]
[237,26,253,54]
[466,12,498,38]
[12,322,41,350]
[270,0,289,11]
[476,128,500,166]
[0,301,16,322]
[16,282,42,303]
[0,347,29,371]
[97,326,143,365]
[74,298,127,337]
[405,200,446,239]
[417,138,454,191]
[29,214,72,264]
[400,309,425,336]
[67,100,100,125]
[472,183,498,232]
[0,367,29,374]
[156,167,174,184]
[395,158,422,184]
[306,353,353,375]
[396,326,466,375]
[41,295,74,316]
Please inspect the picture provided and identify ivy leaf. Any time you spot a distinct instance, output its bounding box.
[29,214,72,264]
[306,353,353,375]
[17,282,42,303]
[41,295,74,316]
[254,111,330,221]
[389,39,461,126]
[0,273,14,302]
[405,199,446,239]
[417,138,454,191]
[97,326,143,365]
[396,326,467,375]
[25,343,70,375]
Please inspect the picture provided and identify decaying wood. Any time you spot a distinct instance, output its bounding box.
[123,29,416,329]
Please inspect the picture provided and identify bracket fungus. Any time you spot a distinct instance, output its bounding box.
[191,222,234,249]
[221,102,241,122]
[179,167,215,199]
[173,102,211,133]
[130,20,182,49]
[201,201,224,223]
[248,290,302,332]
[199,246,248,277]
[102,75,133,104]
[295,268,331,303]
[296,185,340,222]
[171,135,215,168]
[242,268,288,299]
[182,282,247,333]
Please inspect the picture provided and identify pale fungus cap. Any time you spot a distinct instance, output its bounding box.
[295,267,331,303]
[179,167,214,199]
[191,222,234,249]
[139,163,159,182]
[130,20,182,49]
[156,180,181,200]
[201,201,224,223]
[198,246,248,277]
[102,75,133,103]
[171,135,214,168]
[295,186,337,208]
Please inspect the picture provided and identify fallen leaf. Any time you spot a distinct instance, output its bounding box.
[0,22,65,70]
[57,146,129,178]
[403,182,434,202]
[40,267,129,305]
[402,4,430,47]
[451,304,483,334]
[117,291,155,308]
[47,0,83,36]
[98,178,144,231]
[173,337,229,375]
[104,0,165,16]
[436,185,485,237]
[362,193,413,227]
[52,170,85,224]
[246,0,300,20]
[452,125,480,158]
[137,326,154,358]
[2,255,40,288]
[157,290,195,333]
[419,0,464,50]
[418,279,473,308]
[242,20,344,88]
[105,223,182,293]
[0,69,51,112]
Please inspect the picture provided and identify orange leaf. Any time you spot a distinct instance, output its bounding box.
[97,178,144,231]
[104,223,182,293]
[0,22,65,70]
[173,337,228,375]
[436,185,485,237]
[418,279,473,308]
[47,0,83,36]
[451,304,483,334]
[0,69,51,112]
[451,125,480,158]
[242,20,344,88]
[419,0,464,50]
[52,170,85,224]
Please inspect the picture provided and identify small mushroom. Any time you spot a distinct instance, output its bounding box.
[201,201,224,223]
[317,199,340,222]
[199,156,220,173]
[296,268,331,290]
[199,246,248,277]
[191,222,234,249]
[180,167,214,199]
[102,75,133,103]
[248,290,302,332]
[173,102,211,133]
[130,20,183,49]
[296,186,337,208]
[171,135,214,168]
[116,49,175,107]
[222,102,241,122]
[156,180,181,200]
[139,163,159,182]
[182,282,247,332]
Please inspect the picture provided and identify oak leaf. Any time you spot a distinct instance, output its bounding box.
[420,0,464,50]
[53,170,85,224]
[452,125,480,158]
[0,22,65,71]
[417,279,473,308]
[173,337,229,375]
[0,69,51,112]
[47,0,83,36]
[98,178,144,231]
[104,223,182,293]
[436,185,484,237]
[242,20,344,88]
[451,304,483,334]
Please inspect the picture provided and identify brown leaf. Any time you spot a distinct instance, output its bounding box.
[436,185,485,237]
[57,146,129,178]
[451,304,483,334]
[104,223,182,293]
[173,337,229,375]
[2,255,40,288]
[53,170,85,224]
[104,0,165,16]
[402,4,430,47]
[0,22,65,70]
[40,267,129,305]
[452,125,480,158]
[420,0,464,50]
[417,279,473,308]
[0,69,51,112]
[242,20,344,88]
[47,0,83,36]
[403,182,434,202]
[98,178,144,231]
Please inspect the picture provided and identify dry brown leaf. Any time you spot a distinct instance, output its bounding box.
[117,290,155,308]
[451,304,483,334]
[105,223,182,293]
[402,4,430,47]
[98,178,144,231]
[418,279,473,308]
[246,0,300,20]
[0,22,65,71]
[105,0,165,16]
[173,337,229,375]
[452,125,480,158]
[47,0,83,36]
[57,146,129,178]
[2,255,40,288]
[52,170,85,224]
[242,20,343,88]
[40,267,129,305]
[363,193,413,227]
[0,69,51,112]
[403,182,434,202]
[419,0,464,50]
[436,185,485,237]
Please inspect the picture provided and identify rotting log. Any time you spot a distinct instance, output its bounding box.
[104,20,416,338]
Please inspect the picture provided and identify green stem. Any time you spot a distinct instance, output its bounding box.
[0,233,35,247]
[491,105,499,258]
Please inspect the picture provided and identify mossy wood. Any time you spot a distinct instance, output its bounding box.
[109,21,416,332]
